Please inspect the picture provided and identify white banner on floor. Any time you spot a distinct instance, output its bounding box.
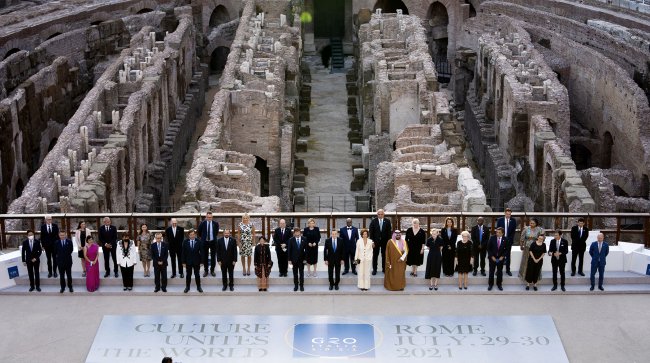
[86,315,569,363]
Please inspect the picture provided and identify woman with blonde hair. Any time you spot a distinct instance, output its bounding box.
[456,231,473,290]
[303,218,320,277]
[425,229,443,291]
[238,213,254,276]
[405,218,426,277]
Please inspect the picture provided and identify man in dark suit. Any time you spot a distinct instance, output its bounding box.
[55,231,74,293]
[151,233,168,293]
[273,219,291,277]
[197,211,219,277]
[487,227,508,291]
[496,208,516,276]
[287,228,307,291]
[470,217,490,276]
[98,216,119,278]
[182,230,203,293]
[22,230,42,292]
[165,218,185,278]
[216,229,237,291]
[549,230,569,291]
[589,233,609,291]
[324,230,345,290]
[339,218,359,275]
[369,209,392,275]
[570,218,589,276]
[39,215,59,278]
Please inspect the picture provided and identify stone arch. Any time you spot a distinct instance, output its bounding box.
[601,131,613,169]
[3,48,20,60]
[255,156,270,197]
[427,2,451,82]
[209,5,230,27]
[373,0,409,14]
[210,46,230,74]
[570,143,592,170]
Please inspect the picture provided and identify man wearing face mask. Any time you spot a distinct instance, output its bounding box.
[384,230,408,291]
[22,230,42,292]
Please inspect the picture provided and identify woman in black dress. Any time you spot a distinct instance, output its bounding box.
[405,218,426,277]
[303,218,320,277]
[456,231,473,290]
[525,235,547,291]
[254,236,273,291]
[425,229,443,291]
[440,217,458,277]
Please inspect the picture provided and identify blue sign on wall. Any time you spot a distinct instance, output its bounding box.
[293,323,375,358]
[7,266,19,279]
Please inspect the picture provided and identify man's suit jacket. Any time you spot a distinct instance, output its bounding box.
[570,225,590,253]
[339,226,359,251]
[369,218,392,246]
[39,223,59,248]
[324,237,345,263]
[496,217,517,244]
[470,224,490,251]
[182,238,203,266]
[487,235,508,261]
[22,239,42,263]
[287,236,307,265]
[55,238,74,268]
[549,238,569,264]
[98,224,118,248]
[198,220,219,242]
[165,226,185,252]
[151,241,169,266]
[589,242,609,267]
[216,237,238,265]
[273,227,292,251]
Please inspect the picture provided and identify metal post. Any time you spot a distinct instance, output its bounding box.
[615,216,621,245]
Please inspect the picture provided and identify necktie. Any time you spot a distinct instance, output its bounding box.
[333,239,337,252]
[505,219,509,237]
[208,223,212,241]
[158,243,161,256]
[191,240,194,249]
[225,238,229,249]
[598,243,602,253]
[30,240,33,250]
[379,219,383,232]
[281,229,284,239]
[497,238,501,250]
[173,227,176,237]
[579,228,582,237]
[479,226,483,241]
[48,225,51,234]
[297,238,300,247]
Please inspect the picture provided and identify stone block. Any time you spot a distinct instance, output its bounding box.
[296,139,308,152]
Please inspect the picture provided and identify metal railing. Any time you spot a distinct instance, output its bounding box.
[0,212,648,249]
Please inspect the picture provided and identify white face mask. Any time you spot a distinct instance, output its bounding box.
[28,236,34,241]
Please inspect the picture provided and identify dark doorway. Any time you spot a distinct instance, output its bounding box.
[209,5,230,27]
[314,0,345,38]
[373,0,409,14]
[136,8,153,14]
[255,156,270,197]
[320,45,331,68]
[46,32,62,40]
[427,2,450,82]
[210,47,230,74]
[3,48,20,60]
[601,132,613,169]
[570,143,592,170]
[641,174,649,199]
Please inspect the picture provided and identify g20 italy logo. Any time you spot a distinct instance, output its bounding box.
[292,323,376,358]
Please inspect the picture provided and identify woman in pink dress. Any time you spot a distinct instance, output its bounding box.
[84,236,100,292]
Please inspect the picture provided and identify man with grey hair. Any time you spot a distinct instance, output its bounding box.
[273,219,291,277]
[165,218,185,278]
[589,233,609,291]
[369,209,392,275]
[98,216,118,278]
[40,215,59,278]
[324,229,345,290]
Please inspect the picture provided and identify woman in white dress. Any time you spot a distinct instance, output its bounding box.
[354,229,375,291]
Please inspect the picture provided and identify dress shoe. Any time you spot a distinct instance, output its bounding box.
[60,288,65,293]
[222,286,227,291]
[230,286,234,291]
[104,272,110,278]
[162,288,167,293]
[533,286,538,291]
[48,273,52,278]
[203,272,208,277]
[590,286,594,291]
[571,272,576,276]
[598,286,604,291]
[353,271,357,275]
[184,288,189,293]
[497,286,503,291]
[123,287,128,291]
[526,286,530,291]
[334,285,339,290]
[82,272,86,277]
[114,272,118,278]
[197,287,204,293]
[294,286,298,291]
[171,274,176,279]
[434,286,438,291]
[29,287,35,292]
[481,271,486,276]
[372,270,377,275]
[329,285,333,290]
[506,271,512,276]
[429,286,434,291]
[579,272,585,276]
[180,273,184,278]
[342,271,348,275]
[488,286,493,291]
[211,271,216,277]
[36,287,41,292]
[154,288,160,293]
[472,271,477,276]
[561,286,566,292]
[300,286,304,291]
[551,286,557,291]
[54,272,58,278]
